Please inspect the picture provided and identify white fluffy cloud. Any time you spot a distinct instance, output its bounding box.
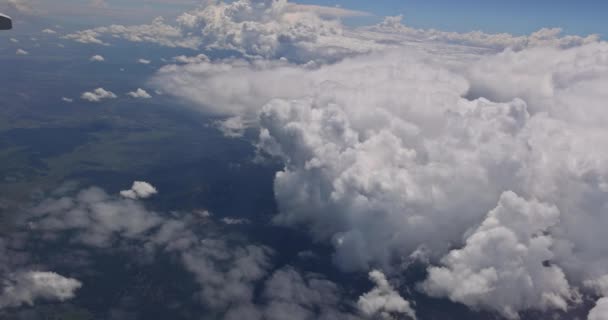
[253,51,499,271]
[90,54,105,62]
[81,87,117,102]
[0,271,82,309]
[589,298,608,320]
[16,49,28,55]
[126,88,152,99]
[421,192,571,319]
[64,1,597,65]
[255,45,608,316]
[120,181,157,199]
[137,58,151,64]
[65,0,376,62]
[358,270,416,320]
[42,28,57,34]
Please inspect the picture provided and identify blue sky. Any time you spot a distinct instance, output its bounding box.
[301,0,607,37]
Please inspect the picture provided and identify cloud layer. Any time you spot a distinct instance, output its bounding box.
[30,0,608,318]
[150,31,608,318]
[65,0,598,64]
[13,182,416,319]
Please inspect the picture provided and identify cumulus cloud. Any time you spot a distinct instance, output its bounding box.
[358,270,416,320]
[42,28,57,34]
[90,54,105,62]
[137,58,151,64]
[16,49,28,55]
[119,181,157,199]
[126,88,152,99]
[421,192,571,318]
[64,1,597,65]
[0,271,82,309]
[465,43,608,126]
[81,87,117,102]
[64,0,378,61]
[10,38,18,43]
[61,97,73,103]
[589,298,608,320]
[151,27,608,318]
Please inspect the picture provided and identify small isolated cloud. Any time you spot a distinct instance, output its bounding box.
[42,29,57,34]
[16,49,28,55]
[0,271,82,309]
[10,38,18,43]
[127,88,152,99]
[120,181,158,200]
[217,116,249,138]
[90,54,105,62]
[221,217,250,225]
[61,97,73,103]
[194,209,212,219]
[358,270,416,320]
[81,88,117,102]
[137,58,151,64]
